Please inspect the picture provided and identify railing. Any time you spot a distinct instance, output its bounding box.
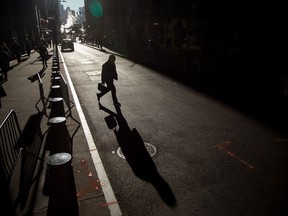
[0,110,23,184]
[60,72,80,141]
[35,72,48,115]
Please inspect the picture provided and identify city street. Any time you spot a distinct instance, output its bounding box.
[61,42,288,216]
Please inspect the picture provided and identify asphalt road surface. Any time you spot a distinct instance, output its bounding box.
[60,42,288,216]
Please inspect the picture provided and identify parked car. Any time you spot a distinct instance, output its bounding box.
[61,39,74,51]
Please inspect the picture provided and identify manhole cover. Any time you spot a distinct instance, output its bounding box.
[117,142,157,159]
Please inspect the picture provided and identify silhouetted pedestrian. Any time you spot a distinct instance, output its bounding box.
[0,45,10,81]
[25,38,31,57]
[47,38,52,48]
[97,54,121,106]
[1,42,12,60]
[31,40,36,52]
[12,40,21,64]
[36,42,48,68]
[0,84,7,108]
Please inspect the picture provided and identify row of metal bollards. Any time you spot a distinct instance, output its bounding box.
[44,47,79,216]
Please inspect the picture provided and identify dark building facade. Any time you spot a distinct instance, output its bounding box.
[0,0,42,53]
[83,0,285,96]
[1,0,284,95]
[83,0,258,59]
[0,0,61,55]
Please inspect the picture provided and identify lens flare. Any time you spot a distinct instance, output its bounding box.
[89,0,103,17]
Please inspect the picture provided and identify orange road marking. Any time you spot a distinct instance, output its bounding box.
[213,140,254,169]
[77,159,102,198]
[101,201,119,207]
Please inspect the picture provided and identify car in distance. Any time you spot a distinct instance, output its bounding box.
[61,38,74,51]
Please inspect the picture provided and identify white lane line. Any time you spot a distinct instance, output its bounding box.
[80,61,93,64]
[59,49,122,216]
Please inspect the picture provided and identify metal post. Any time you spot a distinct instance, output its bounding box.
[46,153,79,216]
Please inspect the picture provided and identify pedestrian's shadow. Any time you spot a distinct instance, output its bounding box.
[99,103,176,207]
[27,68,46,83]
[29,53,53,65]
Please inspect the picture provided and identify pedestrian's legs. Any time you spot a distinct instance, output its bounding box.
[3,69,8,81]
[109,83,118,104]
[107,82,120,106]
[45,55,48,67]
[97,85,110,100]
[41,56,47,68]
[97,82,120,106]
[17,54,21,64]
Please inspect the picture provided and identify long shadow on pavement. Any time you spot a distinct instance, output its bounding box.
[14,112,45,214]
[0,112,44,215]
[99,103,176,207]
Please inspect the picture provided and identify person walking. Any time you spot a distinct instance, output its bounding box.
[47,38,52,48]
[25,38,31,57]
[1,42,12,60]
[12,40,21,64]
[97,54,121,106]
[0,45,10,82]
[0,84,7,108]
[36,42,48,68]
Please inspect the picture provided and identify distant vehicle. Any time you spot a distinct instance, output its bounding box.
[61,39,74,51]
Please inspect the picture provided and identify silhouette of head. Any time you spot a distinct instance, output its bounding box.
[108,54,116,63]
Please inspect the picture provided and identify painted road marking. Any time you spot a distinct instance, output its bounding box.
[213,140,254,169]
[59,49,122,216]
[85,71,101,76]
[80,61,93,64]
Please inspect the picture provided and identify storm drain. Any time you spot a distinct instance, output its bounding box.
[117,142,157,159]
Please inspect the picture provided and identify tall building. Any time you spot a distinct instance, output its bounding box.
[0,0,63,52]
[0,0,43,51]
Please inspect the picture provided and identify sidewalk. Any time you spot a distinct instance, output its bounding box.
[0,48,112,216]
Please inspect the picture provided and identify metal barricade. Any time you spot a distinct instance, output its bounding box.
[0,110,23,184]
[35,72,48,115]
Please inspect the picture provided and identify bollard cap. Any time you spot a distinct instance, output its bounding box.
[48,97,63,102]
[47,152,72,165]
[52,76,61,80]
[48,116,66,124]
[50,85,61,89]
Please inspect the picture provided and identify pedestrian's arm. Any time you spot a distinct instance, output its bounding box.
[101,67,104,84]
[101,74,105,84]
[114,68,118,80]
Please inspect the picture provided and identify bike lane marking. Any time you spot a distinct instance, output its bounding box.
[59,49,122,216]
